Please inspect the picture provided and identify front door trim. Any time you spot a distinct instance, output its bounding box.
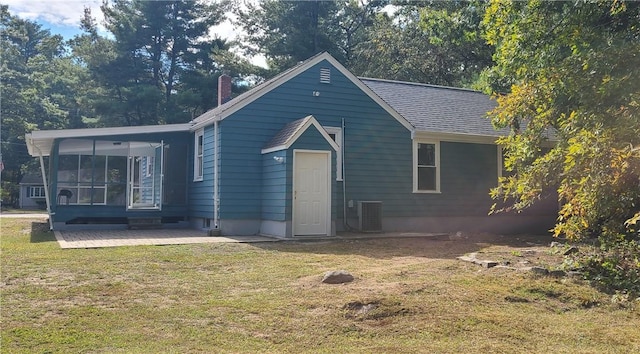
[292,149,332,236]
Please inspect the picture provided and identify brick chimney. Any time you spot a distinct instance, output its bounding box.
[218,74,232,106]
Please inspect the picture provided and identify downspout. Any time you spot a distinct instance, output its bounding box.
[32,141,54,230]
[213,119,219,230]
[341,118,355,231]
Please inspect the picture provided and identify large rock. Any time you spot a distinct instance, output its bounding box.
[322,270,354,284]
[457,253,498,268]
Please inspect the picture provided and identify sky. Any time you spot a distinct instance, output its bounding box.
[4,0,267,67]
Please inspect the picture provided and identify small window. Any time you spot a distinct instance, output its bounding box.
[413,140,440,193]
[194,129,204,181]
[320,67,331,84]
[324,126,342,181]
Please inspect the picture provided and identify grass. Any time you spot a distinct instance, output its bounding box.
[2,218,639,353]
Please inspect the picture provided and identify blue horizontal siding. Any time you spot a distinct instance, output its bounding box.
[53,205,188,223]
[189,125,215,219]
[211,59,507,224]
[261,151,287,221]
[217,59,405,220]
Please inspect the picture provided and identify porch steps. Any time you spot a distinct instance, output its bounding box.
[127,217,162,230]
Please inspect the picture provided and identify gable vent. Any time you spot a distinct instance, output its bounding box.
[320,67,331,84]
[358,201,382,232]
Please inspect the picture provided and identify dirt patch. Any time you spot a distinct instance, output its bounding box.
[454,233,567,271]
[343,299,411,320]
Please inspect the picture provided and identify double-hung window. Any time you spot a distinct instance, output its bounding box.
[413,140,440,193]
[194,129,204,181]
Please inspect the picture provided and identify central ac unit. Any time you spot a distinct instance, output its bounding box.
[358,201,382,232]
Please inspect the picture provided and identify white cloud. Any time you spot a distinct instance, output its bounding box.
[5,0,104,28]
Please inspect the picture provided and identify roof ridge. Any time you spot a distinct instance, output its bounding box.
[359,77,484,94]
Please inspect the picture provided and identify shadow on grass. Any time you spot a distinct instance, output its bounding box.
[30,221,56,243]
[253,233,557,260]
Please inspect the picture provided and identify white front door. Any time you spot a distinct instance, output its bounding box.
[293,151,330,236]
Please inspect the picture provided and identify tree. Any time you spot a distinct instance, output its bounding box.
[483,1,640,294]
[351,0,493,87]
[1,6,86,205]
[80,0,235,126]
[235,0,385,73]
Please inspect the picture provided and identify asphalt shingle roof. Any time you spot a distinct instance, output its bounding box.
[361,78,505,137]
[263,116,310,150]
[19,172,43,184]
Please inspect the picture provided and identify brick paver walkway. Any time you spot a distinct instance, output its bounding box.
[2,213,448,249]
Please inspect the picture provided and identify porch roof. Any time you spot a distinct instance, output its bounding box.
[261,115,339,154]
[25,124,191,157]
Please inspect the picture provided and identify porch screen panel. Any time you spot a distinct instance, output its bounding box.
[57,155,79,204]
[56,139,129,206]
[92,155,107,204]
[107,156,127,205]
[77,155,94,204]
[163,144,187,205]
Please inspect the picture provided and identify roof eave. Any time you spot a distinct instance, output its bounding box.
[26,123,191,157]
[413,130,502,144]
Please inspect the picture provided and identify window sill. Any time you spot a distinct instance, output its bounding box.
[412,190,441,194]
[193,178,203,182]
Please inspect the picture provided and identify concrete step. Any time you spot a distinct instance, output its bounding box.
[128,217,162,230]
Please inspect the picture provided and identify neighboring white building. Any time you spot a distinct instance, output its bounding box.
[19,172,46,209]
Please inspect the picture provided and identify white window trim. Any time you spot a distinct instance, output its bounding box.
[324,126,343,181]
[194,128,204,182]
[413,139,441,193]
[28,186,45,198]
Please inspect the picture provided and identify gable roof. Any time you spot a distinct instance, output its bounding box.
[190,52,414,133]
[19,171,43,185]
[361,78,506,139]
[261,115,339,154]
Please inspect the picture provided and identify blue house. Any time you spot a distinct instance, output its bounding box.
[26,52,556,236]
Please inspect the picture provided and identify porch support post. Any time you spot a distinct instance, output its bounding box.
[36,147,54,230]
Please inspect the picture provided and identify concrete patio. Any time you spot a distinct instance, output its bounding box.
[53,229,280,249]
[2,213,450,249]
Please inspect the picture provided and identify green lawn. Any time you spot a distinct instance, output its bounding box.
[2,218,639,353]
